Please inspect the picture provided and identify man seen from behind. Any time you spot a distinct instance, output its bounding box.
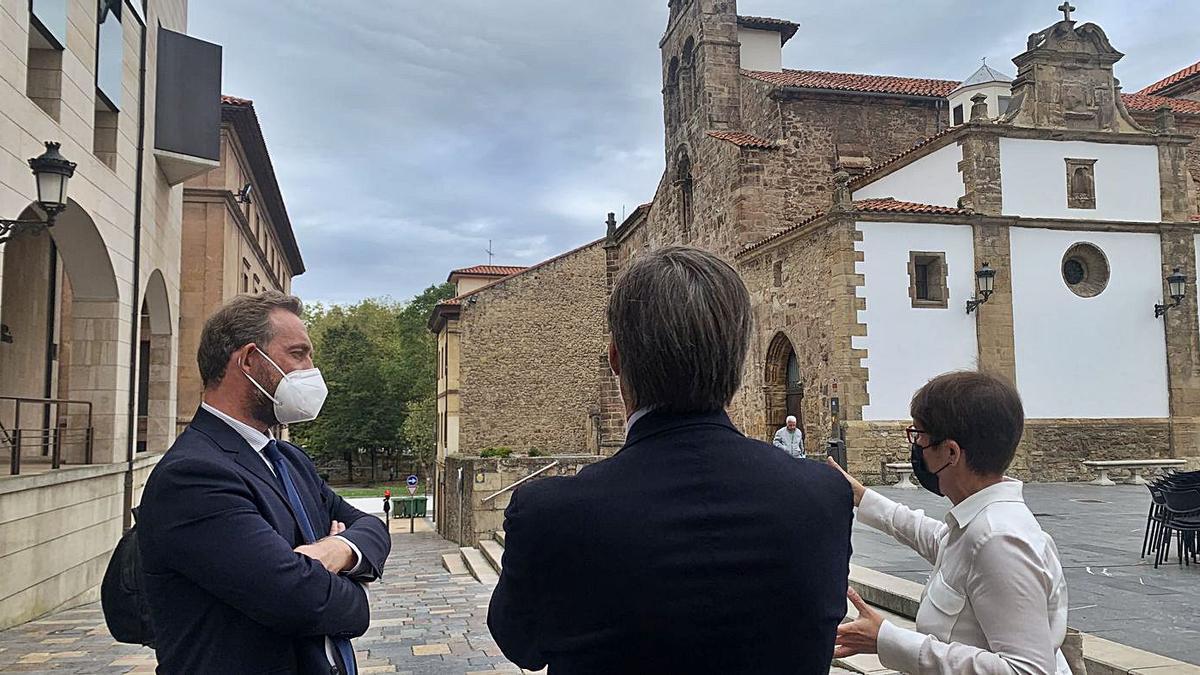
[488,246,854,674]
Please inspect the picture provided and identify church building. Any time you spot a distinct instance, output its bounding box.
[430,0,1200,520]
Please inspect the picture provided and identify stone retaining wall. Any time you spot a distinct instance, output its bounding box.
[845,417,1184,484]
[438,454,604,547]
[0,454,161,630]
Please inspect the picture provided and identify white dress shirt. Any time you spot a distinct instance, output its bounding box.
[201,402,365,670]
[625,407,653,434]
[857,480,1070,675]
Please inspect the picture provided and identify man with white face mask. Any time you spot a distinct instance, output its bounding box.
[139,292,390,675]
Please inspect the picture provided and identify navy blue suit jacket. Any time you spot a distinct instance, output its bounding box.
[139,407,391,674]
[487,410,854,675]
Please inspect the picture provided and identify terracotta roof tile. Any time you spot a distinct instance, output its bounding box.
[737,211,827,257]
[1191,214,1200,223]
[739,199,968,257]
[1137,61,1200,96]
[1121,93,1200,116]
[450,265,528,277]
[743,69,960,98]
[221,95,253,106]
[741,67,1200,116]
[430,238,605,330]
[706,130,777,149]
[737,15,799,44]
[853,198,967,215]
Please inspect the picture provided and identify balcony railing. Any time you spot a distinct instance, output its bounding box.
[1,396,94,475]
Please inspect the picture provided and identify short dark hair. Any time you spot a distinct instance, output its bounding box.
[197,291,303,388]
[607,246,753,413]
[910,371,1025,476]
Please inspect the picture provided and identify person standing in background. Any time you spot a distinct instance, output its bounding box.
[773,415,805,459]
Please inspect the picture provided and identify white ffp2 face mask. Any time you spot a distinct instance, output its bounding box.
[244,347,328,424]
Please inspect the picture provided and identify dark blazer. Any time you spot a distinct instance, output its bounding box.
[139,407,391,674]
[488,410,854,675]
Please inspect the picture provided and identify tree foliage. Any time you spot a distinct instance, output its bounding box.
[290,283,455,482]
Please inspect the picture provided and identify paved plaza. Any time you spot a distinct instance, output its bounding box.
[854,483,1200,665]
[2,483,1186,672]
[0,518,849,674]
[0,524,526,674]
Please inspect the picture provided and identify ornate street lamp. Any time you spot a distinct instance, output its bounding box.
[966,262,996,314]
[0,142,77,244]
[1155,267,1187,319]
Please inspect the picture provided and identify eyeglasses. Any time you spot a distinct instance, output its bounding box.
[905,426,940,447]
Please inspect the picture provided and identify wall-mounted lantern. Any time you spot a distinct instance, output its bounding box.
[0,142,76,244]
[1155,267,1187,319]
[966,262,996,314]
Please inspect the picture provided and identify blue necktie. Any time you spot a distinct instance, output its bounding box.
[263,440,358,675]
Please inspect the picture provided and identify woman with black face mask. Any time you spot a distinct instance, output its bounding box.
[826,371,1071,675]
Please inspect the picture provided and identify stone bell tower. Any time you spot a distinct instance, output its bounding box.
[660,0,744,157]
[1005,2,1144,133]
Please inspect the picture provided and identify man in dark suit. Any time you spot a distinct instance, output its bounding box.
[488,247,854,674]
[139,292,390,674]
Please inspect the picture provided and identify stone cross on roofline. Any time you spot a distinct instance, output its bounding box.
[1058,2,1075,22]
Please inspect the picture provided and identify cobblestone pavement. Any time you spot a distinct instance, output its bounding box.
[0,521,853,674]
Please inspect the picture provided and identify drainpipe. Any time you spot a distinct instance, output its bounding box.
[42,240,57,453]
[122,13,149,532]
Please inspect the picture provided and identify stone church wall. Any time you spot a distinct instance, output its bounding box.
[457,241,609,455]
[1129,111,1200,212]
[778,96,948,219]
[734,218,859,446]
[644,138,749,259]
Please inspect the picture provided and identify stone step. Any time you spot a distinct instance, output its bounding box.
[441,552,469,576]
[478,539,505,575]
[494,530,506,546]
[459,546,498,584]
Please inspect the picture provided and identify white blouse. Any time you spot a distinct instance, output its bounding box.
[857,480,1070,675]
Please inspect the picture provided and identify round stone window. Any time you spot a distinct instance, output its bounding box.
[1061,243,1110,298]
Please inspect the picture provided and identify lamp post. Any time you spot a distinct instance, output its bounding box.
[1155,267,1187,319]
[966,262,996,314]
[0,142,77,245]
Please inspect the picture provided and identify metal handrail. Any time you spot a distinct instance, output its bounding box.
[481,461,560,503]
[2,396,94,475]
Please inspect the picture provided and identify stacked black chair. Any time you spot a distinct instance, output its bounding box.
[1142,469,1200,569]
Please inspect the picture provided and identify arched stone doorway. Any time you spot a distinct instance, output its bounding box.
[764,332,804,440]
[0,200,123,469]
[137,270,175,455]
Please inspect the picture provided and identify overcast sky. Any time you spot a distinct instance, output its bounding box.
[187,1,1200,305]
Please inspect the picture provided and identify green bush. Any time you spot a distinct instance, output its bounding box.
[480,446,514,458]
[527,447,549,457]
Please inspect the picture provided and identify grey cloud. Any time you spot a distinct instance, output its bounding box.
[188,1,1199,305]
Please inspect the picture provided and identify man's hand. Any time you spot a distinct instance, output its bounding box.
[826,457,866,507]
[834,588,883,659]
[294,521,354,573]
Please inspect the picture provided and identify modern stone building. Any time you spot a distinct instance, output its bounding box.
[175,95,305,434]
[0,0,227,629]
[433,0,1200,542]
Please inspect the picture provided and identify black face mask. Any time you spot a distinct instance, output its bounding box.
[911,442,952,496]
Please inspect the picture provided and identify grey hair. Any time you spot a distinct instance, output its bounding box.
[608,246,753,413]
[198,291,303,388]
[786,416,797,423]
